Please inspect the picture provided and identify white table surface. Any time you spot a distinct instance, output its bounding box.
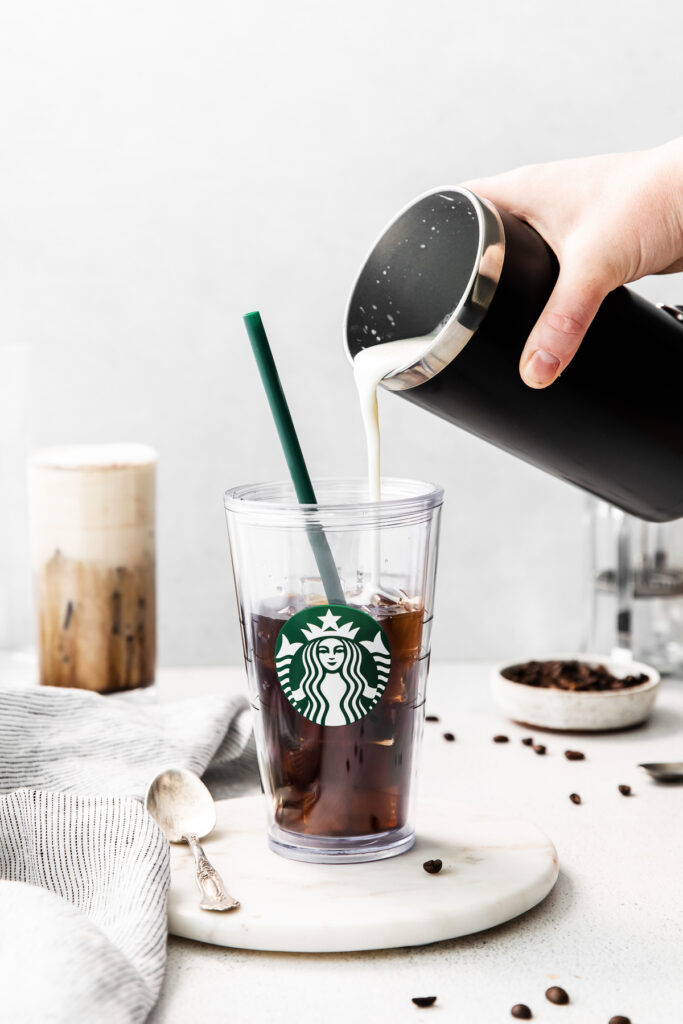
[150,663,683,1024]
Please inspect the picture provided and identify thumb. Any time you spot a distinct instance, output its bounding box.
[519,261,609,388]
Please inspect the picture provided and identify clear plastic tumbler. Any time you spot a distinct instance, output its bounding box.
[224,478,443,863]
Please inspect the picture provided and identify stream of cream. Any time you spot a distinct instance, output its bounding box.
[353,334,436,585]
[353,335,437,502]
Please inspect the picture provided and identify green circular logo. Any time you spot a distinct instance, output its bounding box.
[275,604,391,727]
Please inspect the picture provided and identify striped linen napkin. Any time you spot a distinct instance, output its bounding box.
[0,684,256,1024]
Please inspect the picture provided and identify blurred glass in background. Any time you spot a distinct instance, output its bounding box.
[0,344,35,681]
[589,499,683,675]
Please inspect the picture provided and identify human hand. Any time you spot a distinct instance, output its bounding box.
[463,138,683,388]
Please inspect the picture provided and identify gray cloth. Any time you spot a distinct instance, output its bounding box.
[0,684,256,1023]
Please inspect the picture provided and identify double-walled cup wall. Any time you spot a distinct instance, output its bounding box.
[225,478,442,863]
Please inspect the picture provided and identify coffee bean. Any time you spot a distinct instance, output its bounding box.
[521,737,534,746]
[618,784,632,796]
[423,859,442,874]
[511,1004,532,1019]
[533,744,546,755]
[545,986,569,1005]
[425,715,439,722]
[564,750,585,760]
[443,732,455,742]
[569,793,582,804]
[411,996,437,1007]
[609,1016,631,1024]
[493,734,509,743]
[502,659,648,693]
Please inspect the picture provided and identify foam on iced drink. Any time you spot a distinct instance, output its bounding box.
[29,444,156,566]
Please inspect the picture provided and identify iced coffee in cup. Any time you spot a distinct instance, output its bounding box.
[29,444,156,693]
[225,477,442,862]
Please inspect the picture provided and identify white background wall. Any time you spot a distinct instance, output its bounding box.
[2,0,682,665]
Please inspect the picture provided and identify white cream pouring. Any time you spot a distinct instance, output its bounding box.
[353,335,436,503]
[353,334,436,588]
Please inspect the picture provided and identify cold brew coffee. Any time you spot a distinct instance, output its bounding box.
[251,597,425,838]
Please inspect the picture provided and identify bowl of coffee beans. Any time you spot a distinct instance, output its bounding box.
[491,654,660,730]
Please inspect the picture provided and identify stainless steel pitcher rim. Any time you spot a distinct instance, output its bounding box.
[344,185,505,391]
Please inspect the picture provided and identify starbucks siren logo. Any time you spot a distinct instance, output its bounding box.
[275,604,391,726]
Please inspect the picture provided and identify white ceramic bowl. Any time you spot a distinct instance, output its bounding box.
[491,653,660,732]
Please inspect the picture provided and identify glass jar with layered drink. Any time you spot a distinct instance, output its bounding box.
[29,444,156,693]
[225,478,442,863]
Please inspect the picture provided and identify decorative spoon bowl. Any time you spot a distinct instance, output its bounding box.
[145,767,239,912]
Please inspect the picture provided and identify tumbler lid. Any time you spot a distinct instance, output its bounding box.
[344,187,504,390]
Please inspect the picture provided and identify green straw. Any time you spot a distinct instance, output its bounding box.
[243,311,345,605]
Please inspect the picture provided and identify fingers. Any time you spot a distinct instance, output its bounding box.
[654,255,683,274]
[460,181,521,219]
[519,263,608,388]
[461,165,540,220]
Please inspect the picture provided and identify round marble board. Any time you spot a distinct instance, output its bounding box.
[168,795,558,953]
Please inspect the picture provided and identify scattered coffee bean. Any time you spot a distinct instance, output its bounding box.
[564,750,585,761]
[609,1016,631,1024]
[493,734,509,743]
[423,859,443,874]
[545,986,569,1005]
[511,1004,532,1019]
[443,732,455,742]
[521,737,534,746]
[533,744,546,755]
[425,715,439,722]
[569,793,582,805]
[411,996,437,1008]
[618,784,632,796]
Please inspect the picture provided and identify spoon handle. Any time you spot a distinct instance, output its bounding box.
[183,832,240,912]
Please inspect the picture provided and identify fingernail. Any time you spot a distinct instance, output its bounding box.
[523,349,561,386]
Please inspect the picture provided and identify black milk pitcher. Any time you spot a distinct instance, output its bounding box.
[344,187,683,522]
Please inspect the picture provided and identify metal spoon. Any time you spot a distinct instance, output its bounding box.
[638,761,683,783]
[145,767,239,912]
